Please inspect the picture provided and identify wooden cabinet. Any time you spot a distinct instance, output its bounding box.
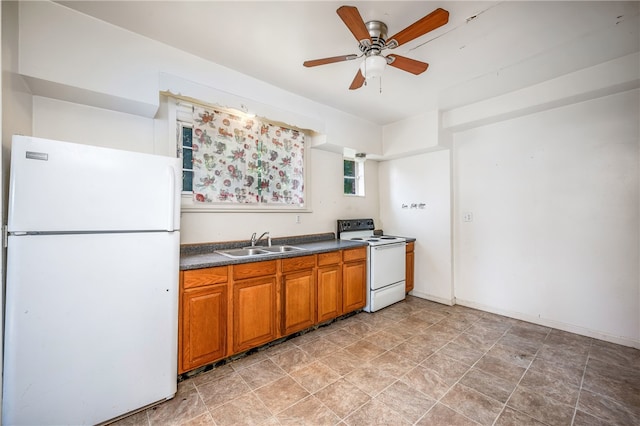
[342,247,367,314]
[406,242,415,293]
[179,267,228,374]
[316,251,343,323]
[179,245,371,373]
[281,255,316,335]
[232,260,278,353]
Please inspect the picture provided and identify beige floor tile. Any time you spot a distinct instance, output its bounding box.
[344,340,386,361]
[209,393,272,426]
[320,349,362,376]
[322,328,360,348]
[439,341,485,366]
[401,364,454,400]
[147,381,208,426]
[344,365,397,397]
[363,330,406,350]
[276,395,340,426]
[180,412,216,426]
[494,407,545,425]
[254,376,310,414]
[298,337,342,358]
[109,409,149,426]
[369,350,417,378]
[314,378,371,419]
[130,296,639,426]
[519,369,580,406]
[507,385,575,426]
[289,360,341,393]
[190,364,234,387]
[475,355,526,383]
[344,398,410,426]
[440,383,504,426]
[577,388,640,424]
[459,368,516,403]
[375,380,436,423]
[269,346,315,374]
[198,372,251,409]
[416,403,479,426]
[237,359,286,390]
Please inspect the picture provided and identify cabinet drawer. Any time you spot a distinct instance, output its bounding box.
[233,260,277,280]
[343,247,367,262]
[282,255,315,273]
[406,242,414,252]
[317,251,342,266]
[183,266,228,289]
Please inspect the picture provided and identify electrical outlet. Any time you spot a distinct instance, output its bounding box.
[463,212,473,222]
[295,215,301,224]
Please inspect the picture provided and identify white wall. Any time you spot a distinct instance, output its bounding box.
[18,1,382,244]
[378,150,453,305]
[17,1,382,156]
[453,89,639,347]
[32,97,155,153]
[381,110,439,158]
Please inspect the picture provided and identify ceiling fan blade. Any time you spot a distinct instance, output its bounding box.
[303,54,358,67]
[337,6,372,44]
[349,69,365,90]
[386,8,449,48]
[387,55,429,75]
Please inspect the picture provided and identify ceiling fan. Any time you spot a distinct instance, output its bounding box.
[303,6,449,90]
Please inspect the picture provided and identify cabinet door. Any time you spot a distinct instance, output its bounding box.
[181,283,227,373]
[233,276,277,353]
[317,265,342,322]
[343,260,366,313]
[406,247,415,293]
[282,269,316,335]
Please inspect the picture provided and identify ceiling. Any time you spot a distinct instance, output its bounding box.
[56,1,639,125]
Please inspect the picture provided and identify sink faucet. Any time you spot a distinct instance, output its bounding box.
[250,231,271,247]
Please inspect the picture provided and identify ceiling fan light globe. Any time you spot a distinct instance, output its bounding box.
[360,55,386,79]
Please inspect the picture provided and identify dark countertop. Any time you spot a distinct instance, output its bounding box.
[180,233,368,270]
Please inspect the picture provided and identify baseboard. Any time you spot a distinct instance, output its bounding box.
[455,298,640,350]
[409,290,454,306]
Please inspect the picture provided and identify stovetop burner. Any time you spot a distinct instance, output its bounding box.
[338,219,406,246]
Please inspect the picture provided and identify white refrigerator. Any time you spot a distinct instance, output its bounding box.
[3,135,181,425]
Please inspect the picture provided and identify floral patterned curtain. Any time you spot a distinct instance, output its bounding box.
[191,106,305,205]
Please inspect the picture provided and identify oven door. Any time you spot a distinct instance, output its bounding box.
[369,242,406,290]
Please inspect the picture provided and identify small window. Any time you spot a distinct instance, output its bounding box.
[344,158,364,196]
[179,124,194,193]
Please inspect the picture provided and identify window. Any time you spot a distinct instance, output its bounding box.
[180,124,194,193]
[176,100,307,210]
[344,158,364,196]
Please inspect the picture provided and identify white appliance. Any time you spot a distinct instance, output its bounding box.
[337,219,406,312]
[3,135,181,425]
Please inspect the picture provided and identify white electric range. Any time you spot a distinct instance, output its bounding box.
[337,219,406,312]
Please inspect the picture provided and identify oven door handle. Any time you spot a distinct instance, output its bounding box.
[372,242,406,251]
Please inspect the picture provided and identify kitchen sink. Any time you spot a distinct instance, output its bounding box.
[216,248,270,258]
[216,245,306,258]
[259,245,306,253]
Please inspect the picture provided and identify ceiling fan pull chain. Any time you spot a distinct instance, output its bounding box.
[379,76,383,94]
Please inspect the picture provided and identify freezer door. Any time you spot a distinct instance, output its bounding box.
[9,135,181,233]
[2,232,179,425]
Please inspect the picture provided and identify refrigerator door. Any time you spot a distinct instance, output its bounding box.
[8,135,181,233]
[2,232,179,425]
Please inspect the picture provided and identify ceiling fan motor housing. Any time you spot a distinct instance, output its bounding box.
[360,21,388,56]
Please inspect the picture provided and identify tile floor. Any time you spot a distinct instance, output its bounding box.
[112,296,640,425]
